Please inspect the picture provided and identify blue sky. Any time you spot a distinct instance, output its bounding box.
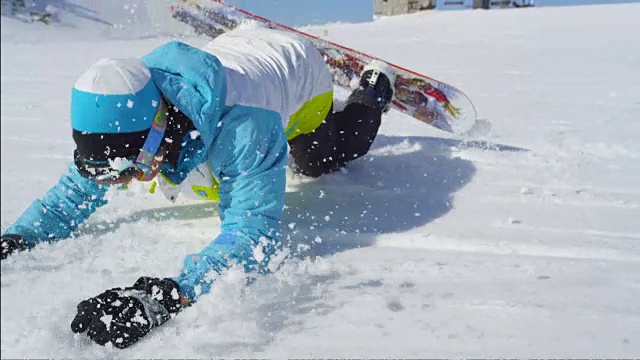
[225,0,374,27]
[537,0,640,5]
[225,0,639,26]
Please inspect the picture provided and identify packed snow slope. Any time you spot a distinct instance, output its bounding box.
[2,3,639,358]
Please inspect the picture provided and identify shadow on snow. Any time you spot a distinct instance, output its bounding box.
[281,134,502,258]
[78,134,528,254]
[71,134,526,354]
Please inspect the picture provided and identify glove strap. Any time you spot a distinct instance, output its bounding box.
[121,289,171,328]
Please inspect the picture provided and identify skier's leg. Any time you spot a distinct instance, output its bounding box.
[288,107,342,178]
[289,60,396,177]
[332,88,384,169]
[288,94,383,178]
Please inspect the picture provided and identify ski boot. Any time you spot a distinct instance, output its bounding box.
[359,59,397,113]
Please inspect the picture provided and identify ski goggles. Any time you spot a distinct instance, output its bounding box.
[74,101,168,184]
[75,150,143,183]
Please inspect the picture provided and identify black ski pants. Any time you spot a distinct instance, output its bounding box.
[288,88,382,178]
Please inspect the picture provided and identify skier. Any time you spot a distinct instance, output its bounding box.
[0,27,396,348]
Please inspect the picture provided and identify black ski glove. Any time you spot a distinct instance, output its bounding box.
[71,276,183,349]
[1,234,30,260]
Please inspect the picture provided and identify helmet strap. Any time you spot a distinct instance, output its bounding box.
[135,100,168,174]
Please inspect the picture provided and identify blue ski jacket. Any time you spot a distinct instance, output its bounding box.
[2,29,334,302]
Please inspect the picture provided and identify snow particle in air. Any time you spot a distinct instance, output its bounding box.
[520,187,533,195]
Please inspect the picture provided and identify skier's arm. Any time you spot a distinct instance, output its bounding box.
[2,163,110,248]
[172,106,288,301]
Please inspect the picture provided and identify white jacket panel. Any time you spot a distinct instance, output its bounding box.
[202,27,333,127]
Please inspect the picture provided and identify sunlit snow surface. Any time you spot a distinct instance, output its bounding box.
[2,3,640,357]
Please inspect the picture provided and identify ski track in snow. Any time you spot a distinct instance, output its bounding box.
[2,3,640,358]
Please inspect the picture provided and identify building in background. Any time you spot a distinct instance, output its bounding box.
[374,0,424,15]
[477,0,534,9]
[374,0,478,14]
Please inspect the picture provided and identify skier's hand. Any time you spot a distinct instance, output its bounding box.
[1,234,30,260]
[71,277,183,349]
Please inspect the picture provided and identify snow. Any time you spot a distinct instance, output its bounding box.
[2,3,640,357]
